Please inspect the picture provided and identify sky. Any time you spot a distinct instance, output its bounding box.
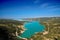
[0,0,60,19]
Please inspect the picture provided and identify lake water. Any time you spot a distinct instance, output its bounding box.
[18,21,45,38]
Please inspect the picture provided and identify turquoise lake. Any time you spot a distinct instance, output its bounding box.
[19,21,45,38]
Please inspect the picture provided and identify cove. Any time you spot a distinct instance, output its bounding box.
[18,21,45,38]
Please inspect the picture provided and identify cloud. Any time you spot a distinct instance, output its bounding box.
[40,3,60,10]
[33,0,40,3]
[47,5,60,11]
[50,8,60,11]
[46,6,57,9]
[40,3,50,8]
[38,3,60,13]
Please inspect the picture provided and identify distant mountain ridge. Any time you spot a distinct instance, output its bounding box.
[22,17,60,21]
